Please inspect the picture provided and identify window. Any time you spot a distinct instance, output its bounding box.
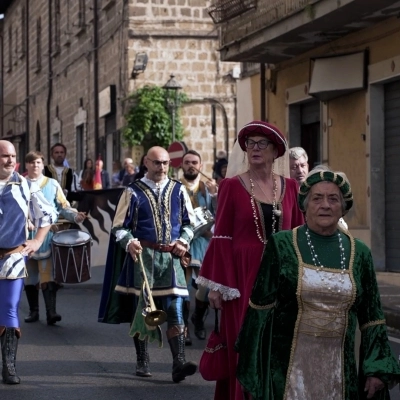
[53,0,61,55]
[36,17,42,71]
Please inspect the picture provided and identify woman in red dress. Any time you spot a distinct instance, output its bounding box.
[197,121,304,400]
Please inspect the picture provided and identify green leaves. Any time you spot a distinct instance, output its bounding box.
[122,85,189,150]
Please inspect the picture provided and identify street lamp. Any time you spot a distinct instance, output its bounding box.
[163,74,182,143]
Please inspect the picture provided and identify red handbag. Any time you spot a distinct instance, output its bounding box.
[199,309,230,381]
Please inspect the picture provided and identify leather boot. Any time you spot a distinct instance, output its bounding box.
[1,327,21,384]
[167,325,197,383]
[133,335,151,377]
[24,285,39,323]
[42,282,62,325]
[190,298,208,340]
[182,300,192,346]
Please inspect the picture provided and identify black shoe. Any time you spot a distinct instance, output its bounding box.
[191,299,209,340]
[24,310,39,323]
[1,328,21,385]
[24,285,39,323]
[167,329,197,383]
[133,336,152,377]
[42,282,62,325]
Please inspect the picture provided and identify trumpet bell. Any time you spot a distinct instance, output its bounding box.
[145,310,167,327]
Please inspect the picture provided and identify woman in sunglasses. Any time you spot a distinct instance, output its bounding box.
[197,121,304,400]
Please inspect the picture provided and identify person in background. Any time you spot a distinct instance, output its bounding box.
[236,166,400,399]
[213,154,228,185]
[0,140,56,385]
[44,143,75,202]
[122,163,136,186]
[118,157,134,183]
[289,147,348,231]
[197,121,304,400]
[80,168,94,190]
[95,159,110,189]
[112,160,122,187]
[23,151,86,326]
[288,146,309,185]
[135,155,148,181]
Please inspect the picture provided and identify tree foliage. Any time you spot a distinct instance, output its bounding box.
[122,85,188,150]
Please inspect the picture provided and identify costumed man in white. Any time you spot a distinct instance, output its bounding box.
[98,146,197,383]
[0,141,57,385]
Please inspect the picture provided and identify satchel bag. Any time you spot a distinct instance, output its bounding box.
[199,309,230,381]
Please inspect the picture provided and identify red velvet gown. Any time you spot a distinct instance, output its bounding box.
[197,176,304,400]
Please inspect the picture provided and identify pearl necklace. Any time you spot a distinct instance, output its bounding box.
[305,227,346,292]
[248,171,281,244]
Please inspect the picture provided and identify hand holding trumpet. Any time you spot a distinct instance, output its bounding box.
[128,239,143,261]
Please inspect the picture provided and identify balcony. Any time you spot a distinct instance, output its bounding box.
[211,0,400,63]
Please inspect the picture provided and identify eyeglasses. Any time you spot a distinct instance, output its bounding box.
[147,158,171,167]
[245,139,271,150]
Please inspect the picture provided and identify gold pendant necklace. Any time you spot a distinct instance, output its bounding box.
[248,170,281,244]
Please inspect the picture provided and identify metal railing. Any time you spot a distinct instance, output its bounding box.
[219,0,320,46]
[208,0,257,24]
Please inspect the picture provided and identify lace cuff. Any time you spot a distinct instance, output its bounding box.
[125,238,138,252]
[195,276,240,301]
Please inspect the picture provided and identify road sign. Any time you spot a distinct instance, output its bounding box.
[168,141,187,168]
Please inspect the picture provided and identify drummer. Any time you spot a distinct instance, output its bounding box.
[180,150,217,344]
[23,151,86,326]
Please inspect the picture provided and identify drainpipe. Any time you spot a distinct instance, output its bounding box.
[25,0,30,155]
[93,0,100,159]
[46,0,53,163]
[260,63,266,121]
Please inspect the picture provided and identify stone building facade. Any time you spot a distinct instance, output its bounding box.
[0,0,238,176]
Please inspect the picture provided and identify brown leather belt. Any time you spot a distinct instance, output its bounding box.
[0,245,25,260]
[139,240,174,253]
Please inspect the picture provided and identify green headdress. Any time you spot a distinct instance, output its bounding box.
[298,170,353,213]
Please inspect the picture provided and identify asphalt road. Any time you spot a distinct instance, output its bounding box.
[3,267,215,400]
[3,266,400,399]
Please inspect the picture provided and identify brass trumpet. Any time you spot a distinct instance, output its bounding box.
[138,254,167,327]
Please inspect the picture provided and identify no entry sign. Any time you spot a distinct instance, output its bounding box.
[168,141,187,168]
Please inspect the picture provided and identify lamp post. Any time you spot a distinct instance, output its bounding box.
[163,74,182,143]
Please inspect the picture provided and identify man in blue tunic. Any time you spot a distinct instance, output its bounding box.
[98,146,196,383]
[0,140,57,385]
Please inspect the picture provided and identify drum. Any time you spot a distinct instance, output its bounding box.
[193,207,214,239]
[51,229,92,284]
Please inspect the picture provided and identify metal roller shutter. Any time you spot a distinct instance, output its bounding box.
[384,80,400,271]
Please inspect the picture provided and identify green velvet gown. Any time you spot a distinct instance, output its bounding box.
[236,225,400,400]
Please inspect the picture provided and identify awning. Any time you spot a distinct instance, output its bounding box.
[309,51,367,102]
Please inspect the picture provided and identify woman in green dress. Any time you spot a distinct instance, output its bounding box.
[236,167,400,400]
